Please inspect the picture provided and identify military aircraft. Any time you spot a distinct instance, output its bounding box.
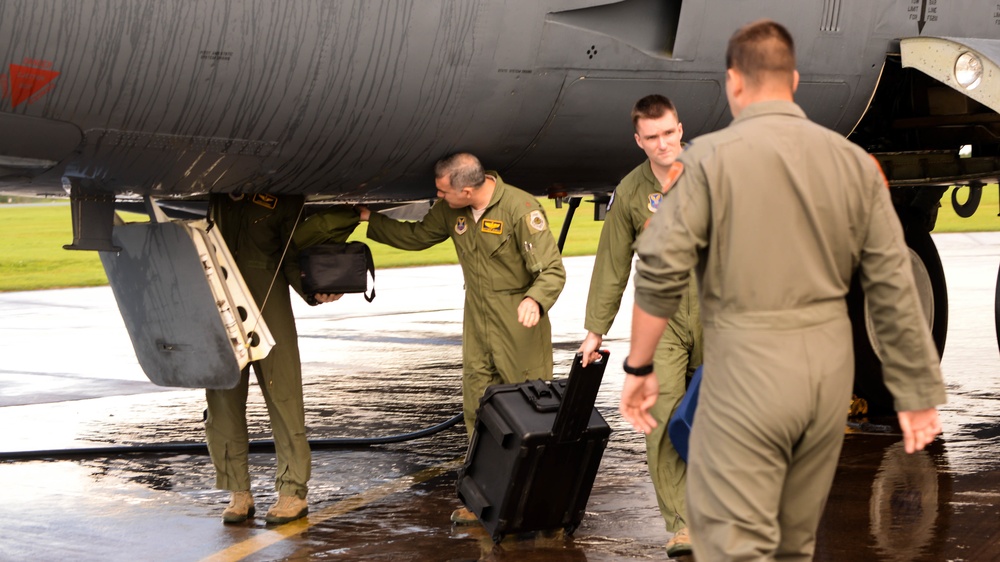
[1,0,998,413]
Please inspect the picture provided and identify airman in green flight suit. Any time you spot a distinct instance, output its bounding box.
[205,193,359,525]
[357,152,566,524]
[579,95,702,558]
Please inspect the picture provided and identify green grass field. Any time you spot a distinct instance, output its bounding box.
[0,198,604,292]
[2,186,998,292]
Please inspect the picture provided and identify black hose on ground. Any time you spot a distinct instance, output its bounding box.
[0,413,464,461]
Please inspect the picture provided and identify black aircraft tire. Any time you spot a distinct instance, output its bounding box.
[849,228,948,416]
[995,261,1000,354]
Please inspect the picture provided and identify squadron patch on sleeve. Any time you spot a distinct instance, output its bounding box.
[647,192,663,212]
[455,216,467,235]
[528,210,547,232]
[252,193,277,209]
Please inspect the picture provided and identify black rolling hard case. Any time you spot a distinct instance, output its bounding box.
[456,350,612,542]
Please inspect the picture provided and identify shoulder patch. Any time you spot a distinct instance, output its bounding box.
[662,161,684,193]
[647,192,663,212]
[528,210,547,232]
[455,216,467,235]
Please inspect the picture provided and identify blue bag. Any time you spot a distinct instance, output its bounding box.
[668,365,703,463]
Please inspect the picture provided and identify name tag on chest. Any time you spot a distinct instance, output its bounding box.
[481,219,503,235]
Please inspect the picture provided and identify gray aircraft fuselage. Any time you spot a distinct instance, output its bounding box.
[1,0,994,202]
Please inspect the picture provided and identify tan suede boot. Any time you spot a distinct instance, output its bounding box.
[666,526,693,558]
[222,490,255,524]
[450,506,478,525]
[264,494,308,524]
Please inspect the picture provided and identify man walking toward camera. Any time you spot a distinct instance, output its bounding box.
[579,94,701,557]
[620,20,946,560]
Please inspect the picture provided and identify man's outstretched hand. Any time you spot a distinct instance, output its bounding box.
[897,408,942,453]
[620,373,660,435]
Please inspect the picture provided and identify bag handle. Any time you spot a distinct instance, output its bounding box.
[362,243,376,303]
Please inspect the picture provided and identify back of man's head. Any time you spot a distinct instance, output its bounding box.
[435,153,487,189]
[726,19,796,91]
[631,94,678,132]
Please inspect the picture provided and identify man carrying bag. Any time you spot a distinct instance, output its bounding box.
[294,207,374,303]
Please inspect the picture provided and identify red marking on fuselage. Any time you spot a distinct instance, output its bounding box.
[3,59,60,108]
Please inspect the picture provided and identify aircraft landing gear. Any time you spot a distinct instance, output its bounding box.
[994,261,1000,356]
[849,226,948,416]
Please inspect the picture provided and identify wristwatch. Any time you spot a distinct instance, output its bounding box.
[622,358,654,377]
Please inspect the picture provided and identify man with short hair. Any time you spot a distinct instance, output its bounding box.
[620,20,945,560]
[358,152,566,524]
[579,94,701,557]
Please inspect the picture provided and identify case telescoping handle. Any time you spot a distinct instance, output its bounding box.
[553,350,610,442]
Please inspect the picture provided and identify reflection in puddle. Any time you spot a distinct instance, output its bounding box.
[869,442,938,561]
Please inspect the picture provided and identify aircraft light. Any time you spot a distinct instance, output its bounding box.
[955,52,983,91]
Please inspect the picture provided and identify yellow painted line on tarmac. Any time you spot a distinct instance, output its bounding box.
[200,457,464,562]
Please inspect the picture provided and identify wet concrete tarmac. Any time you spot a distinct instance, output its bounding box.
[2,232,1000,561]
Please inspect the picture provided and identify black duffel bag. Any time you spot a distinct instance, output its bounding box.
[299,242,375,302]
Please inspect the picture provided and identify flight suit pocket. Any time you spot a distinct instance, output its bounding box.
[246,210,285,260]
[489,234,531,292]
[520,239,543,276]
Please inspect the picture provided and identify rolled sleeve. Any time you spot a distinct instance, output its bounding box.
[858,173,946,411]
[585,186,639,335]
[367,202,450,250]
